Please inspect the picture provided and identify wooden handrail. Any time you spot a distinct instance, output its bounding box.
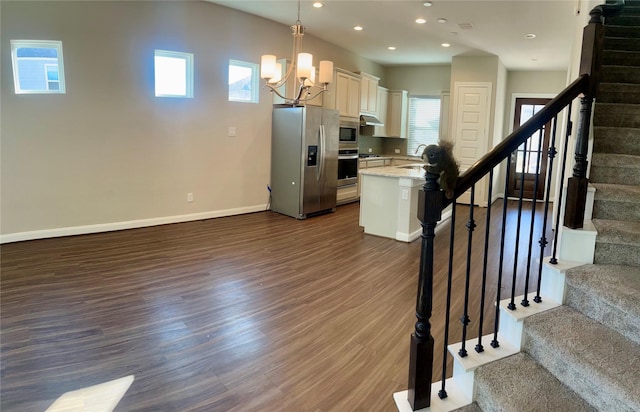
[444,75,589,207]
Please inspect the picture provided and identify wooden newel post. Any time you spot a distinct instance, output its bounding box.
[408,170,443,410]
[564,7,605,229]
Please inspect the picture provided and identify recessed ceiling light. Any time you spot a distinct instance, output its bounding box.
[525,33,536,39]
[312,2,323,8]
[437,18,447,23]
[388,46,397,50]
[441,43,451,48]
[354,26,363,31]
[423,1,433,6]
[416,18,427,24]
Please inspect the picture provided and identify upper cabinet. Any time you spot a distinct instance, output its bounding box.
[326,68,361,119]
[387,90,409,139]
[359,73,380,115]
[374,86,388,137]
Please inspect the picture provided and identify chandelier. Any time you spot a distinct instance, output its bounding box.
[260,0,333,106]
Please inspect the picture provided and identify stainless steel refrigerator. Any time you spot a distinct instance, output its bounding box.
[270,105,339,219]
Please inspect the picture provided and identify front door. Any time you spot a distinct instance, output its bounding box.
[507,98,552,200]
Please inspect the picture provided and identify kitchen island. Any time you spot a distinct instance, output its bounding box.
[359,163,426,242]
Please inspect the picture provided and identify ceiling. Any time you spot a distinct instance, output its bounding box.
[208,0,578,71]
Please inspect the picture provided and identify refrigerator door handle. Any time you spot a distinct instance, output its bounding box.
[318,125,325,181]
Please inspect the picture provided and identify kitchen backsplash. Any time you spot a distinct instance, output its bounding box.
[358,135,408,156]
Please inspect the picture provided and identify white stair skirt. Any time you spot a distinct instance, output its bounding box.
[393,378,471,412]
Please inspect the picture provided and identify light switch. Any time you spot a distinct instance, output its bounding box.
[228,126,237,137]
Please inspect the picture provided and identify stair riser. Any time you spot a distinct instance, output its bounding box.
[601,66,640,84]
[590,167,640,185]
[602,50,640,66]
[595,242,640,266]
[606,26,640,38]
[594,104,640,128]
[596,88,640,103]
[593,127,640,156]
[593,199,640,221]
[604,37,640,51]
[606,15,640,25]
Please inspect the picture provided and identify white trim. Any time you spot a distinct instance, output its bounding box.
[11,39,66,94]
[0,204,268,244]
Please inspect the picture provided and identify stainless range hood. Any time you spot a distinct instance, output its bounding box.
[360,114,383,127]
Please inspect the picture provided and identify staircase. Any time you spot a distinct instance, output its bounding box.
[470,3,640,411]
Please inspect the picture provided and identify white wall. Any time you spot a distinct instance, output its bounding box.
[0,1,382,241]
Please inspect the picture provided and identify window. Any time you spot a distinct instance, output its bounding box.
[228,60,259,103]
[11,40,66,94]
[154,50,194,98]
[407,96,441,155]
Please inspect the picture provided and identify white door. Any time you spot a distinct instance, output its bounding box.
[451,82,492,206]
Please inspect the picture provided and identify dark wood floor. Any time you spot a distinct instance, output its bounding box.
[0,200,551,411]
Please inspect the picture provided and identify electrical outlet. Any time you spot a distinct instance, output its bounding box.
[368,148,372,153]
[187,192,193,202]
[228,127,236,137]
[395,149,400,154]
[401,189,409,200]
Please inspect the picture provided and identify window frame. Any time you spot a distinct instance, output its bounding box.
[10,40,66,95]
[154,49,194,99]
[228,59,259,104]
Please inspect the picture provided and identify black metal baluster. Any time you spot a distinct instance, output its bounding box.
[476,169,494,353]
[534,115,559,303]
[508,144,528,310]
[439,204,457,400]
[522,127,544,307]
[458,185,476,357]
[492,160,511,348]
[550,103,574,265]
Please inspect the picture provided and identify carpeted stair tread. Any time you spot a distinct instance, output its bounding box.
[524,306,640,411]
[590,154,640,185]
[597,82,640,103]
[474,352,595,412]
[593,126,640,155]
[593,102,640,127]
[565,264,640,345]
[593,219,640,266]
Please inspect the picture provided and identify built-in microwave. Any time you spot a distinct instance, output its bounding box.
[339,120,359,145]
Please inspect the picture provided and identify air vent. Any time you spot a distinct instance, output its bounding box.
[458,23,473,30]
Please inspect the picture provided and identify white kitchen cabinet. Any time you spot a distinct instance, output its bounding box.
[337,184,358,205]
[392,158,421,167]
[360,73,379,115]
[326,69,360,119]
[387,90,409,139]
[374,86,388,137]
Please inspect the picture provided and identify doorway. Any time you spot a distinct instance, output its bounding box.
[507,98,552,200]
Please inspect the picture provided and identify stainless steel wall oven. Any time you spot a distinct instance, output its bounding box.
[338,148,359,187]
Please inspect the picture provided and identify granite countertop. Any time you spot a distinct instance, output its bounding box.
[359,163,426,179]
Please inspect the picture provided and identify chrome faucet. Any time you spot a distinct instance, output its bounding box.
[414,144,427,154]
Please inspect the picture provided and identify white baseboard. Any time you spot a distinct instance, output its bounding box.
[0,204,268,244]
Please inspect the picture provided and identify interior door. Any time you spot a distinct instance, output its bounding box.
[451,82,492,206]
[507,98,551,200]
